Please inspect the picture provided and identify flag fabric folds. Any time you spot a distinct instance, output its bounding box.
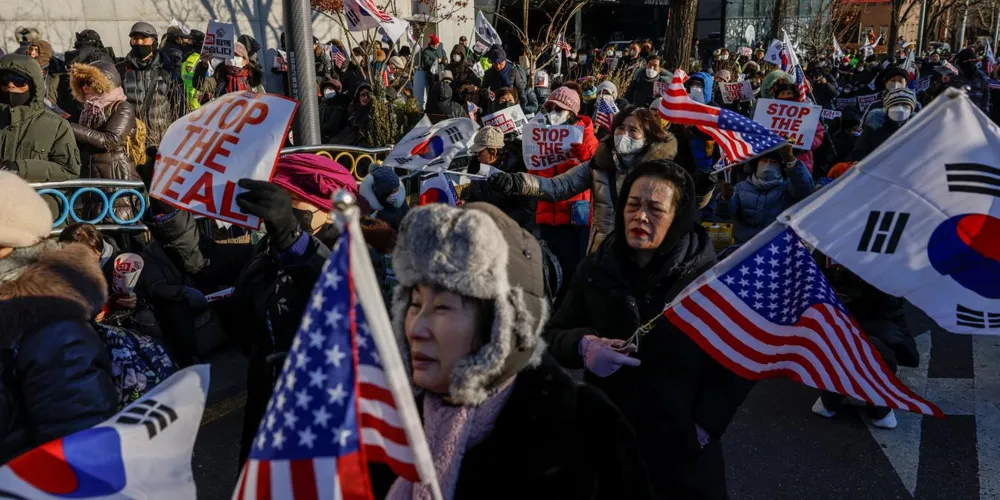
[234,225,439,499]
[0,366,211,499]
[419,172,460,206]
[594,95,618,132]
[663,224,943,417]
[383,116,478,174]
[782,91,1000,336]
[658,70,786,165]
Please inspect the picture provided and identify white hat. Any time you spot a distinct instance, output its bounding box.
[0,172,53,248]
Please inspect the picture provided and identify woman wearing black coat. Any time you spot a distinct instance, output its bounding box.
[544,161,754,499]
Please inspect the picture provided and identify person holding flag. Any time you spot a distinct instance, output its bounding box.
[384,202,654,499]
[543,161,753,499]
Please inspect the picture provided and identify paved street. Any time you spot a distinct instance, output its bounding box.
[192,308,1000,499]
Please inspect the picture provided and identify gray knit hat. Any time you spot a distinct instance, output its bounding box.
[391,202,548,405]
[469,126,505,153]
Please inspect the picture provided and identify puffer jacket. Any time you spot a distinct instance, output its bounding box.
[0,241,118,463]
[116,51,182,146]
[715,159,814,243]
[514,137,678,253]
[69,61,142,223]
[533,115,598,227]
[0,54,82,182]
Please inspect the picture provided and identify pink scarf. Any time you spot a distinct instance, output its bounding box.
[385,377,517,500]
[80,86,126,130]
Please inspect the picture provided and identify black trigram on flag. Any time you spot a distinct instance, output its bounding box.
[345,9,361,28]
[858,211,909,254]
[116,399,178,439]
[945,163,1000,198]
[956,304,1000,329]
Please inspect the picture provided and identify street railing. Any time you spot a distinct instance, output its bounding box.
[32,179,148,234]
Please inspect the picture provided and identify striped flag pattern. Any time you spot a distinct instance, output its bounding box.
[658,70,786,164]
[331,46,346,69]
[594,95,618,131]
[233,233,419,500]
[359,0,393,22]
[663,225,943,417]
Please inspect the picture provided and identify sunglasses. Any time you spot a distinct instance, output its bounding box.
[0,73,30,87]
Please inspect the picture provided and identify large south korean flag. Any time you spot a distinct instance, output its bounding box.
[783,90,1000,334]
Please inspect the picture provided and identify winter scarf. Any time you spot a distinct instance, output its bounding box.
[748,173,784,191]
[497,62,513,88]
[385,377,517,500]
[80,86,126,130]
[222,66,251,94]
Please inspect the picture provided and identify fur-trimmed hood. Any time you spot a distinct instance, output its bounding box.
[69,60,122,103]
[0,241,108,348]
[591,137,678,172]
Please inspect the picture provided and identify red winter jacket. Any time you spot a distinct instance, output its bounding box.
[534,115,598,226]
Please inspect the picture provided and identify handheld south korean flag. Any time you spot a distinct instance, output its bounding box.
[782,90,1000,334]
[0,366,210,499]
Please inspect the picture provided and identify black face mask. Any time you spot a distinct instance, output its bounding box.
[131,44,155,59]
[292,208,318,233]
[0,90,32,107]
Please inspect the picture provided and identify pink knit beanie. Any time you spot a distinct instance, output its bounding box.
[545,86,581,115]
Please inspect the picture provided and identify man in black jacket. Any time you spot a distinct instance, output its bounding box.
[159,26,193,83]
[116,22,185,147]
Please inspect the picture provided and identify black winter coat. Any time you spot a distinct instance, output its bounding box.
[546,228,753,499]
[462,142,537,233]
[116,52,183,146]
[147,210,333,464]
[0,242,118,464]
[371,355,654,500]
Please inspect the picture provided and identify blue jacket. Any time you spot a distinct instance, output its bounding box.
[716,160,814,243]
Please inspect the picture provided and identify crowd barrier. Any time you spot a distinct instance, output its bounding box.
[32,179,148,234]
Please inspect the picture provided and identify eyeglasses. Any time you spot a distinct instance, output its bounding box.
[0,73,30,87]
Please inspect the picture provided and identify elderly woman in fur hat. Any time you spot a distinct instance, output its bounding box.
[378,202,653,500]
[0,172,117,462]
[69,60,144,223]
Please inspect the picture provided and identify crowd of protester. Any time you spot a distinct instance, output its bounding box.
[1,21,996,499]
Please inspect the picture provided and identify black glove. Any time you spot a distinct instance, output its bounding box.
[179,286,209,313]
[0,160,18,172]
[235,178,301,251]
[488,171,515,196]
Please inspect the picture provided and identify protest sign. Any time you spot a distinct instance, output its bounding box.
[384,116,478,173]
[653,80,669,98]
[834,97,856,110]
[764,39,783,66]
[720,81,753,103]
[910,76,931,93]
[203,20,235,59]
[857,93,881,111]
[752,98,821,150]
[820,109,842,120]
[150,92,297,229]
[739,47,752,57]
[113,253,144,294]
[481,105,528,136]
[522,116,585,171]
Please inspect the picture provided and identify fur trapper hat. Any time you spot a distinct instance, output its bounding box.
[391,202,549,405]
[69,60,121,102]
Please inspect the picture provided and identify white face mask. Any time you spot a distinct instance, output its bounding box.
[720,54,729,61]
[645,68,658,79]
[548,109,570,125]
[323,89,337,99]
[688,87,705,103]
[886,80,905,91]
[614,133,645,155]
[886,105,911,122]
[386,190,405,208]
[452,54,461,63]
[226,56,244,68]
[606,50,615,57]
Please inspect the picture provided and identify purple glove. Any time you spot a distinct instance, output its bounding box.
[578,335,641,377]
[696,424,711,448]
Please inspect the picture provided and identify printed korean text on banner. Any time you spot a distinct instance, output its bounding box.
[481,104,528,136]
[475,11,503,48]
[113,253,145,294]
[752,98,821,150]
[720,81,753,104]
[384,116,478,173]
[739,47,752,58]
[521,115,584,171]
[910,77,931,93]
[150,92,297,229]
[820,109,842,120]
[782,91,1000,336]
[203,20,235,59]
[0,366,211,499]
[764,39,783,66]
[857,93,881,111]
[835,97,857,110]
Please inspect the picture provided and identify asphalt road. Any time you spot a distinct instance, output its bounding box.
[192,307,1000,500]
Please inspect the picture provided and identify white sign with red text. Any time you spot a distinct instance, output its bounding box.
[720,81,754,103]
[481,105,528,136]
[521,116,584,171]
[150,92,297,229]
[752,98,821,150]
[203,20,235,59]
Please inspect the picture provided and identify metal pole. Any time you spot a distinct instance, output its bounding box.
[574,10,582,50]
[283,0,321,145]
[917,0,929,54]
[958,0,969,49]
[993,5,1000,50]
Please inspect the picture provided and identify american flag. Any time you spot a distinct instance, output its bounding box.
[359,0,393,23]
[663,225,943,417]
[658,70,786,165]
[331,46,346,69]
[233,234,420,500]
[594,95,618,131]
[986,40,996,75]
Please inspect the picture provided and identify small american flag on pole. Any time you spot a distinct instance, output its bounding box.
[234,223,440,499]
[662,224,942,417]
[359,0,393,22]
[594,95,618,132]
[331,46,346,69]
[658,70,786,165]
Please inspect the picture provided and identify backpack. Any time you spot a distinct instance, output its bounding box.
[95,323,177,410]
